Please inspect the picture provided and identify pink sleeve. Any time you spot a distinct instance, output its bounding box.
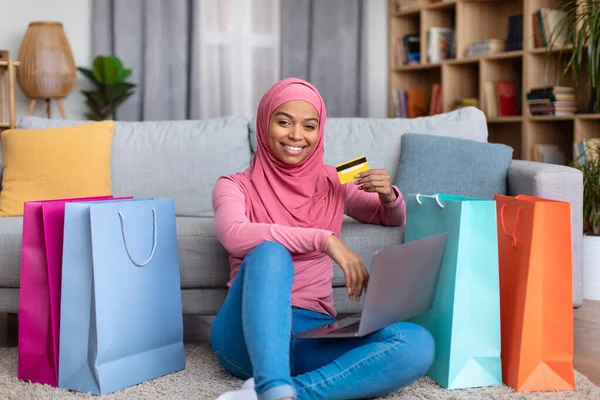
[344,183,406,226]
[212,178,334,257]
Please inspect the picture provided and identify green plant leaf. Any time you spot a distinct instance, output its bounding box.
[81,90,107,108]
[93,55,126,85]
[119,68,132,82]
[105,83,136,103]
[77,67,101,87]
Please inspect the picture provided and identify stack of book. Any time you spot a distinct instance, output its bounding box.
[466,39,505,58]
[526,86,576,116]
[532,8,567,48]
[394,35,420,66]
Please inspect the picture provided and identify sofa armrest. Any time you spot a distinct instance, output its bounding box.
[507,160,584,307]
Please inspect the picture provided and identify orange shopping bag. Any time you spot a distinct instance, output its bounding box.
[494,194,575,392]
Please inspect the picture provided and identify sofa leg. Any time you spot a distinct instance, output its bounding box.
[1,313,18,347]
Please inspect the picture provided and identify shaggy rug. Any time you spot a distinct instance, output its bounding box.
[0,344,598,399]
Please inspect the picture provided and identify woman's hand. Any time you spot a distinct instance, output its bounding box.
[325,234,369,301]
[355,169,397,203]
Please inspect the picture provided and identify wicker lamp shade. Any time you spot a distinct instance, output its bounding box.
[17,22,76,118]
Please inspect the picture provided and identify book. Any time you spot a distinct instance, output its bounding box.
[407,89,429,118]
[427,27,454,62]
[496,81,519,117]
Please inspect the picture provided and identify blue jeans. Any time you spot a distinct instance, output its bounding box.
[210,241,435,400]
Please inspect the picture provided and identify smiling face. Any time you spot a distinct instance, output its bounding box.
[267,100,320,165]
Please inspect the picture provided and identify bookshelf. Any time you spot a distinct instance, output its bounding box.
[388,0,600,163]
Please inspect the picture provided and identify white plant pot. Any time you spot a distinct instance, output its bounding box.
[583,235,600,300]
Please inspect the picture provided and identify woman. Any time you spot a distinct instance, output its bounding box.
[211,78,434,400]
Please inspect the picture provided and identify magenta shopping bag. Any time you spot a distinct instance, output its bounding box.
[17,196,131,386]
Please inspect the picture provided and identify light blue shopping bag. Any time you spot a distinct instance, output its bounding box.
[405,193,502,389]
[58,198,185,395]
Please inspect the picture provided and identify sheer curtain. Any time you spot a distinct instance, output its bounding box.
[91,0,280,121]
[194,0,281,119]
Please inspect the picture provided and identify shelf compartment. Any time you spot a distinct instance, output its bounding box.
[455,0,523,60]
[526,0,570,51]
[390,9,421,68]
[527,119,574,163]
[480,55,523,118]
[526,51,592,115]
[442,61,479,113]
[421,4,456,63]
[575,118,600,144]
[389,67,442,118]
[488,122,523,159]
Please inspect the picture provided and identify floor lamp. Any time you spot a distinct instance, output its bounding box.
[16,21,77,119]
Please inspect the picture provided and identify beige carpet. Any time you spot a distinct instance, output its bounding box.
[1,344,598,399]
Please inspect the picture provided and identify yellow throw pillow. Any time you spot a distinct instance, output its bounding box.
[0,121,115,216]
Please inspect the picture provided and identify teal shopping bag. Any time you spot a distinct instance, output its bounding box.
[405,193,502,389]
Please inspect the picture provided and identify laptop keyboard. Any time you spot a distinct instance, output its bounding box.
[329,320,361,334]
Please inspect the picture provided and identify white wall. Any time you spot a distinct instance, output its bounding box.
[0,0,387,121]
[363,0,389,118]
[1,0,93,122]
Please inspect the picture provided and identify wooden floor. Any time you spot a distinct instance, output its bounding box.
[2,300,599,385]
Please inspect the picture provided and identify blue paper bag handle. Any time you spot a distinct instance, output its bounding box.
[117,208,158,267]
[415,193,445,208]
[500,204,521,247]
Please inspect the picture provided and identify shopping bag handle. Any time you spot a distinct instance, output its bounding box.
[118,208,157,267]
[415,194,444,208]
[500,204,521,247]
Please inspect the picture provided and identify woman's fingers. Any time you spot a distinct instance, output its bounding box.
[345,264,356,298]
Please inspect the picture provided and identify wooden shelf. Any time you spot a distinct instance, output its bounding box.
[488,116,523,123]
[530,115,576,121]
[529,44,573,54]
[424,0,457,11]
[388,0,598,162]
[484,50,524,61]
[393,63,442,72]
[576,114,600,120]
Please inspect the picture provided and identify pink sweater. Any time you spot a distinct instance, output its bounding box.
[212,178,407,317]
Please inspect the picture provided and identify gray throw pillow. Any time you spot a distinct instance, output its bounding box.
[394,133,513,199]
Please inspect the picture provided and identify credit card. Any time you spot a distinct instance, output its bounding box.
[335,156,369,184]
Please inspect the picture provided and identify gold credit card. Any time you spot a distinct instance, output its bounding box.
[336,156,369,184]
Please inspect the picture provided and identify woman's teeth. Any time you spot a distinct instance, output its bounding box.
[283,144,304,152]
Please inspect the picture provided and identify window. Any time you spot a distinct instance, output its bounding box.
[196,0,281,119]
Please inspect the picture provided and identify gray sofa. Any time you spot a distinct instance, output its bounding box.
[0,107,583,317]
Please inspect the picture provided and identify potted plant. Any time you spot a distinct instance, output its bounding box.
[573,141,600,299]
[546,0,600,113]
[77,55,136,120]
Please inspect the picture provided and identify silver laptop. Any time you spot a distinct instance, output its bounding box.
[293,233,448,339]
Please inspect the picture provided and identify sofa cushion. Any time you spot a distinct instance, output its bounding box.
[249,107,488,182]
[395,133,514,199]
[0,122,114,216]
[0,217,22,287]
[16,116,253,217]
[177,216,231,288]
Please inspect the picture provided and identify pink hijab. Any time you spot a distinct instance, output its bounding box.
[225,77,345,257]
